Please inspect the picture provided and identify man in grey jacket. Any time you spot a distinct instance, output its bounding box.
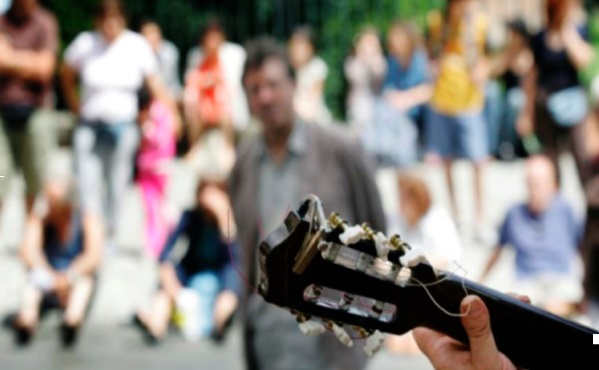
[229,37,386,370]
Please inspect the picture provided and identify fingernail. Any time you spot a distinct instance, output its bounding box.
[462,296,482,317]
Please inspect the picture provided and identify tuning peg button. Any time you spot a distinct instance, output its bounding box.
[374,232,390,259]
[339,225,366,245]
[330,322,353,347]
[298,319,326,336]
[364,330,385,357]
[400,247,426,267]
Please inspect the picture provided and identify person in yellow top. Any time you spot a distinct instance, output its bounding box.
[425,0,491,239]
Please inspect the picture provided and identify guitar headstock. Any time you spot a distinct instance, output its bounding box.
[257,194,449,357]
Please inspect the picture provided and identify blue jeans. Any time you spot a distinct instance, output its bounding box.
[425,107,489,162]
[186,270,221,337]
[73,121,139,237]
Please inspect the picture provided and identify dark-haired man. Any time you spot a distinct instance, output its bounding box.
[229,37,386,370]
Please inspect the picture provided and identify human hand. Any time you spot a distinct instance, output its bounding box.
[413,294,529,370]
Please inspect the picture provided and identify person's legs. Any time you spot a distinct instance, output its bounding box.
[138,174,169,259]
[73,124,103,224]
[186,270,220,338]
[534,99,561,179]
[104,123,139,240]
[11,283,44,346]
[0,115,15,235]
[63,276,94,327]
[60,276,95,348]
[136,290,173,340]
[19,110,53,212]
[484,79,504,157]
[213,290,237,335]
[212,264,239,339]
[425,108,459,219]
[443,159,458,220]
[456,110,489,231]
[16,283,43,331]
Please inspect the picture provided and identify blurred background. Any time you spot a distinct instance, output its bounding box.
[2,0,599,369]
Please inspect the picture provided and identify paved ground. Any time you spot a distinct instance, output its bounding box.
[0,147,589,370]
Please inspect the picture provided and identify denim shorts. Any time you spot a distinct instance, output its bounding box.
[425,107,489,162]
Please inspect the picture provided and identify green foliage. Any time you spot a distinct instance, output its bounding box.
[319,0,443,119]
[580,7,599,89]
[42,0,441,118]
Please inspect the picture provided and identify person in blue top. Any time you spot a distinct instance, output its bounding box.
[480,154,584,317]
[133,177,241,344]
[8,178,103,347]
[382,21,431,125]
[361,21,431,168]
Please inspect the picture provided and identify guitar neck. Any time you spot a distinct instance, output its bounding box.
[425,271,598,369]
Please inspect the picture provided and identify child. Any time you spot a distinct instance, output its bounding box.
[136,86,177,259]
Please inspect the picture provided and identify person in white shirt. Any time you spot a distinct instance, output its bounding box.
[389,171,462,269]
[288,26,333,126]
[385,171,463,355]
[60,0,175,245]
[184,19,249,135]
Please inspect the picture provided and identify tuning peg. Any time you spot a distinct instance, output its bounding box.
[338,225,366,245]
[369,301,384,320]
[361,223,375,240]
[374,232,390,259]
[305,285,323,301]
[298,319,326,336]
[399,247,426,268]
[328,212,346,229]
[325,321,354,347]
[296,312,325,336]
[339,293,355,311]
[363,330,386,357]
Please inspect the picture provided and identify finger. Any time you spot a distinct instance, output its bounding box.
[412,327,446,356]
[460,295,503,370]
[506,292,532,305]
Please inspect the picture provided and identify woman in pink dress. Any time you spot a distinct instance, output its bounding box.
[136,87,176,259]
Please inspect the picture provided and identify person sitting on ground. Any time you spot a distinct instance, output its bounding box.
[386,171,462,355]
[133,177,241,343]
[480,154,584,317]
[8,179,103,347]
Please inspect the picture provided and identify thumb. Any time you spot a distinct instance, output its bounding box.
[461,295,503,370]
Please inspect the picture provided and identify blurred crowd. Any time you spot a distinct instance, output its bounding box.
[2,0,599,368]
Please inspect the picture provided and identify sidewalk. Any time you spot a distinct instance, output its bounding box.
[0,151,588,369]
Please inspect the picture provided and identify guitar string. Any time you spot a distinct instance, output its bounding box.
[226,205,293,295]
[227,208,258,294]
[226,208,472,324]
[407,262,472,318]
[404,260,467,287]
